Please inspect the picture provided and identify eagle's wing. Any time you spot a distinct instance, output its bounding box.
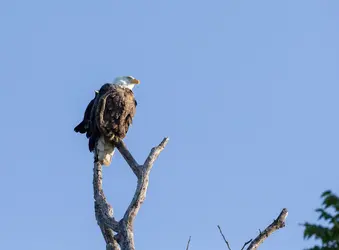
[87,85,111,152]
[74,94,97,134]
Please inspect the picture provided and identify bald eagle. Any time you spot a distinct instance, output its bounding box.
[74,76,139,166]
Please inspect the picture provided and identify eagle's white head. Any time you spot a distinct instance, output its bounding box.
[113,76,140,90]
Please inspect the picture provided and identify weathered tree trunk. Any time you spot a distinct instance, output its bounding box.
[93,138,169,250]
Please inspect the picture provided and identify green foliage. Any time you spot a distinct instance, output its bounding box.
[303,190,339,250]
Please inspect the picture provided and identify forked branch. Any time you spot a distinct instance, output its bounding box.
[115,140,140,178]
[93,137,169,250]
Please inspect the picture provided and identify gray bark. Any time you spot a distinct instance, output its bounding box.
[217,208,288,250]
[246,208,288,250]
[93,137,169,250]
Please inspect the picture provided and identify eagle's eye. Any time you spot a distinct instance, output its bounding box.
[126,76,134,80]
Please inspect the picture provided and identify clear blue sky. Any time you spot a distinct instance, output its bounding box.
[1,1,338,249]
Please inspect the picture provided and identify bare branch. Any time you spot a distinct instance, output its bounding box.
[186,236,191,250]
[116,137,169,250]
[246,208,288,250]
[123,137,169,223]
[115,140,141,178]
[93,162,120,232]
[217,225,232,250]
[143,137,169,170]
[241,239,253,250]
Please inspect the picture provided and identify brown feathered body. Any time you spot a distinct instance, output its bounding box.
[96,84,136,140]
[88,84,137,165]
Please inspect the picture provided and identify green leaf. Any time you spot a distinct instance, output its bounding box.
[316,208,334,221]
[321,190,332,198]
[303,190,339,250]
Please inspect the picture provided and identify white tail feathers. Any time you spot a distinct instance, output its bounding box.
[95,136,115,166]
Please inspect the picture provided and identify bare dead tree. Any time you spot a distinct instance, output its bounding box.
[217,208,288,250]
[92,134,287,250]
[93,137,169,250]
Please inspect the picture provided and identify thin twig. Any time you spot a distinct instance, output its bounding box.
[246,208,288,250]
[217,225,232,250]
[186,236,191,250]
[241,239,253,250]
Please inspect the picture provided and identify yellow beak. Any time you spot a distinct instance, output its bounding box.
[131,78,140,84]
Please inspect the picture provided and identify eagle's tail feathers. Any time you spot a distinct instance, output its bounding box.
[95,136,115,167]
[102,150,114,166]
